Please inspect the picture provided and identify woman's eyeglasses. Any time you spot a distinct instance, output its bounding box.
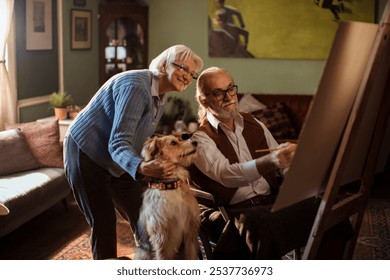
[206,85,238,101]
[171,62,198,79]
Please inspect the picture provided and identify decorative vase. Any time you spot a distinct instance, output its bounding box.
[54,108,68,120]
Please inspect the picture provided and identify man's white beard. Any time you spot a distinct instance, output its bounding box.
[209,101,238,120]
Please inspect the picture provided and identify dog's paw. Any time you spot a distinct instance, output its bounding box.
[134,247,153,260]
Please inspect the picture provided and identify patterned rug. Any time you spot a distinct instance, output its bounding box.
[354,198,390,260]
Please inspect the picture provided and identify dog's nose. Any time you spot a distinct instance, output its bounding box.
[191,141,197,147]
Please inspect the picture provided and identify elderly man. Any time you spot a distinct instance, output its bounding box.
[190,66,352,259]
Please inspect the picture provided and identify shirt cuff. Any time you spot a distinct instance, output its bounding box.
[241,159,260,182]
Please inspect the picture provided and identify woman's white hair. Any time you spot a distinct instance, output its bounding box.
[149,44,204,77]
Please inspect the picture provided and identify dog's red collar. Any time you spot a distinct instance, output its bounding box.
[147,178,182,190]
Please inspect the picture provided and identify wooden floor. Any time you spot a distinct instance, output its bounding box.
[0,170,389,260]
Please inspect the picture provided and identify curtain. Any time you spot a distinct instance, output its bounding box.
[0,0,16,130]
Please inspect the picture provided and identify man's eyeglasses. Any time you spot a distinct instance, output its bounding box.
[171,62,198,80]
[206,85,238,101]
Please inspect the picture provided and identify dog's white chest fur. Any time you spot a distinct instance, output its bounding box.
[137,185,200,260]
[141,187,197,231]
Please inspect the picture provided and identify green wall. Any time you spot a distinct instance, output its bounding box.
[143,0,325,114]
[145,0,325,93]
[15,0,58,100]
[62,0,100,106]
[65,0,325,115]
[16,0,387,122]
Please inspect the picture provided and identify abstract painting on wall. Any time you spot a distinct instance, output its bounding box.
[208,0,376,59]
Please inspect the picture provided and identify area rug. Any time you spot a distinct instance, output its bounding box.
[354,198,390,260]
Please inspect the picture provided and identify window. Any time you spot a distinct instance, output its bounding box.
[0,1,17,127]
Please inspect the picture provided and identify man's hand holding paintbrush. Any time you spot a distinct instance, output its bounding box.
[254,142,297,175]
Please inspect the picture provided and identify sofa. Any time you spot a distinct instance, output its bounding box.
[237,93,313,143]
[0,120,71,238]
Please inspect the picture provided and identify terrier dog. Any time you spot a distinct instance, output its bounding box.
[135,135,200,260]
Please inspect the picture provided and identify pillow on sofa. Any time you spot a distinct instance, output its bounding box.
[5,120,63,168]
[0,128,40,176]
[238,94,267,113]
[252,102,298,140]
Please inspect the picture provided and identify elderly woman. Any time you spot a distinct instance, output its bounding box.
[64,45,203,259]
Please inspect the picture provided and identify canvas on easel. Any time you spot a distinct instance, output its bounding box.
[303,7,390,259]
[272,1,390,259]
[272,21,378,212]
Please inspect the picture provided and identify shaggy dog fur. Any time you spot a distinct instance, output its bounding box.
[135,135,200,260]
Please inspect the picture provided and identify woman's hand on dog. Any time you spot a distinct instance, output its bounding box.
[137,159,177,179]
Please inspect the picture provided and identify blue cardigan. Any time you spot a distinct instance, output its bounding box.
[68,70,166,179]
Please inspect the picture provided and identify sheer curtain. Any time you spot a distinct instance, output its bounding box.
[0,0,16,130]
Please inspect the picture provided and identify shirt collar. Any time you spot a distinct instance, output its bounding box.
[151,75,167,106]
[206,111,244,133]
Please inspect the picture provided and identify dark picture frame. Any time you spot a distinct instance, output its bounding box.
[71,9,92,50]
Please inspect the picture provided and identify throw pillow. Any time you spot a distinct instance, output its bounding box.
[252,103,298,140]
[5,120,64,168]
[0,128,40,176]
[238,94,267,113]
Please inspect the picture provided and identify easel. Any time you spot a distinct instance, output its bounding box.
[303,3,390,259]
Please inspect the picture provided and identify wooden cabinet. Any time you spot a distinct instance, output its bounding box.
[98,0,148,85]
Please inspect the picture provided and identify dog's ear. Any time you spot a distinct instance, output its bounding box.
[141,136,162,161]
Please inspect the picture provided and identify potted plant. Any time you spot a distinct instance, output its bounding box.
[49,91,73,120]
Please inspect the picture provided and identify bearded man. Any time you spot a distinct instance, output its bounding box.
[189,67,352,259]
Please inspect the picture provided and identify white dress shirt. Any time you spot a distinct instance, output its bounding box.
[192,111,280,204]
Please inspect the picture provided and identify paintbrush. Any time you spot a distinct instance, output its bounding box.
[255,147,282,153]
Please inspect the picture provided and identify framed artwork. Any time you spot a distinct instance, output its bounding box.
[71,9,92,50]
[26,0,52,50]
[208,0,376,59]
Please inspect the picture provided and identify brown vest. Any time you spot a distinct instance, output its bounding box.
[190,112,281,204]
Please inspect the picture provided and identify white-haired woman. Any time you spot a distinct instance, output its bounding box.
[64,45,203,259]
